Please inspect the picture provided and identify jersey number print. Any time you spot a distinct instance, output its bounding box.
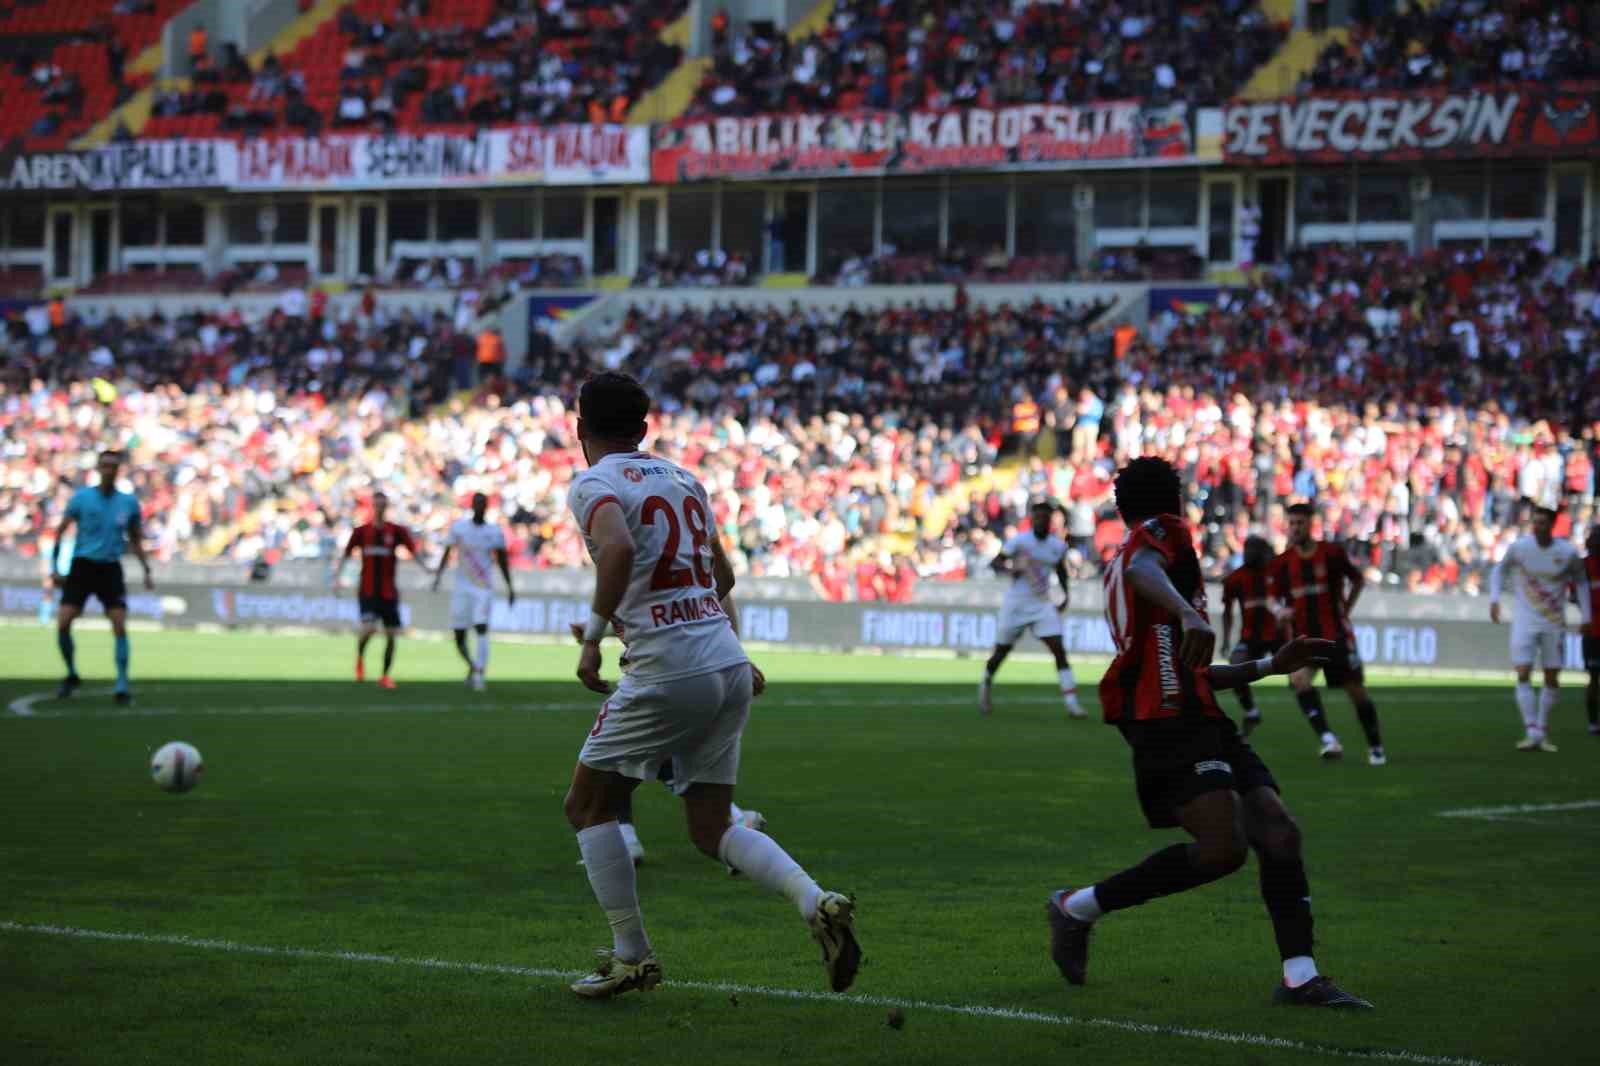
[643,494,712,590]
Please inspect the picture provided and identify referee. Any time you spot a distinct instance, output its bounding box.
[51,450,154,704]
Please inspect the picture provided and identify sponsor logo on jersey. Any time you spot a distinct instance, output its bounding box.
[623,467,644,482]
[1193,760,1232,776]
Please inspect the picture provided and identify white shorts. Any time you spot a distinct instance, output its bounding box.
[579,662,752,793]
[997,599,1062,646]
[1510,626,1564,670]
[449,585,494,629]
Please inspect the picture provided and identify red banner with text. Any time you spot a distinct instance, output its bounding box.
[1223,83,1599,164]
[652,102,1195,182]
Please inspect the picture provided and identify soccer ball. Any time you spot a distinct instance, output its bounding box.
[150,741,204,793]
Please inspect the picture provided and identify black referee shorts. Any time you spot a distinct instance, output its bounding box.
[61,558,126,611]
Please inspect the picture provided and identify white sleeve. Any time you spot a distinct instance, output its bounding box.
[1489,542,1515,603]
[567,471,619,533]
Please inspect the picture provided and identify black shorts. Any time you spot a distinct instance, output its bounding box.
[1312,634,1364,687]
[1120,716,1279,829]
[1584,635,1600,674]
[61,558,126,611]
[358,595,402,629]
[1229,638,1284,664]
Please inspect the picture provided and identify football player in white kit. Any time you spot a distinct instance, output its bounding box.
[979,499,1086,718]
[1489,505,1589,752]
[432,492,515,690]
[561,373,859,999]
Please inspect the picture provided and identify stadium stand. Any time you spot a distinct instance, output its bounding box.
[686,0,1287,118]
[139,0,687,140]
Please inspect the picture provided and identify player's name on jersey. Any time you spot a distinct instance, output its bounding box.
[649,594,727,629]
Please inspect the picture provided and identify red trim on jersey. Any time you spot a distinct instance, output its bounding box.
[584,496,621,534]
[1098,514,1225,724]
[1269,542,1356,640]
[1222,565,1279,644]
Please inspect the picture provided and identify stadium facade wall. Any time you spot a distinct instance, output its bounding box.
[0,578,1544,673]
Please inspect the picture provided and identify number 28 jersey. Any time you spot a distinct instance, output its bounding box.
[567,451,747,683]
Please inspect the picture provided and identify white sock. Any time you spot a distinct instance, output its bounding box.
[717,824,822,919]
[1538,686,1557,733]
[1058,667,1080,705]
[1283,955,1318,988]
[728,801,744,823]
[576,823,650,961]
[1064,886,1103,922]
[618,822,642,853]
[981,669,994,686]
[475,632,490,673]
[1515,681,1536,731]
[1320,731,1337,745]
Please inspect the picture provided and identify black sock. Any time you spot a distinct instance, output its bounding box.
[1296,689,1330,736]
[382,637,396,676]
[1258,850,1315,960]
[1236,685,1257,712]
[1354,699,1382,747]
[1094,843,1230,913]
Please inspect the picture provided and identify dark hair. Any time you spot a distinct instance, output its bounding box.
[1030,498,1054,514]
[1243,534,1272,567]
[1113,456,1182,523]
[1286,502,1315,517]
[98,449,123,462]
[578,372,651,441]
[1532,504,1558,519]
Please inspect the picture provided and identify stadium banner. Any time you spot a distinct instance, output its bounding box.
[1,139,238,191]
[0,581,1566,673]
[1223,82,1600,164]
[232,125,648,189]
[651,101,1196,182]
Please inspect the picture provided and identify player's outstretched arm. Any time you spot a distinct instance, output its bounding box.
[1488,548,1510,623]
[709,530,736,602]
[126,512,154,590]
[989,551,1012,576]
[1220,592,1236,651]
[47,510,76,590]
[1055,559,1071,610]
[432,545,452,591]
[495,546,515,605]
[1125,549,1213,668]
[1207,637,1334,688]
[575,501,634,694]
[333,532,358,589]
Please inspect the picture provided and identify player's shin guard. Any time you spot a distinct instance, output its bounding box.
[57,629,76,674]
[1295,689,1330,736]
[1092,843,1231,913]
[1537,686,1557,734]
[475,632,490,674]
[717,824,822,919]
[577,823,650,961]
[113,634,129,691]
[382,635,396,677]
[1258,852,1314,961]
[1353,699,1382,747]
[1515,681,1536,732]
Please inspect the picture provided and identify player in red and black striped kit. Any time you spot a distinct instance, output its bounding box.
[1583,526,1600,736]
[1046,457,1371,1009]
[1268,503,1386,764]
[335,491,421,689]
[1221,536,1282,736]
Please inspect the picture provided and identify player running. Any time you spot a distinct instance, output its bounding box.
[1583,525,1600,738]
[1489,505,1587,752]
[1046,456,1371,1009]
[1221,535,1282,736]
[49,450,154,705]
[432,492,515,691]
[335,491,420,690]
[1269,502,1387,765]
[561,372,859,999]
[979,499,1087,719]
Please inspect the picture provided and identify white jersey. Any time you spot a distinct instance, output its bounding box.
[446,518,507,591]
[1001,531,1068,608]
[1490,535,1584,630]
[568,451,746,683]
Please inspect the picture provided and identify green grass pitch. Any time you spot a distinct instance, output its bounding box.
[2,625,1597,1065]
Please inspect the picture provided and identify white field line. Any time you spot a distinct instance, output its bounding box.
[1436,799,1600,821]
[0,920,1496,1066]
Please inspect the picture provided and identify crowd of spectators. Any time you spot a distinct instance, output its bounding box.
[814,244,1200,286]
[632,250,753,288]
[688,0,1284,119]
[145,0,687,139]
[1305,0,1600,93]
[5,241,1600,601]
